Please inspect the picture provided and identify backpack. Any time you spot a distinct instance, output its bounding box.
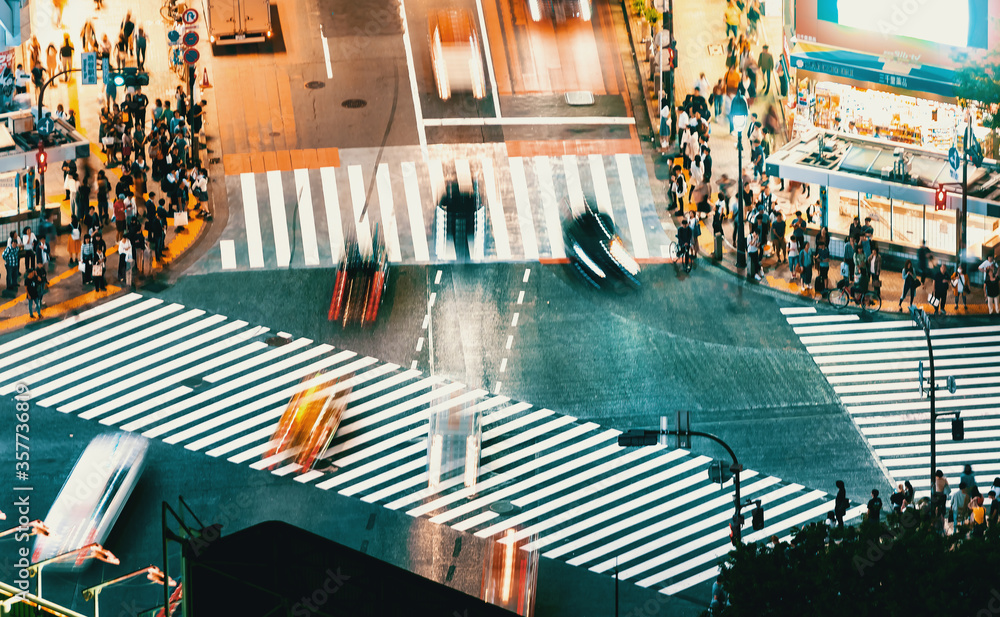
[840,262,849,278]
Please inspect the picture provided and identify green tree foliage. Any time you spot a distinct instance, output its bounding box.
[710,510,1000,617]
[955,62,1000,157]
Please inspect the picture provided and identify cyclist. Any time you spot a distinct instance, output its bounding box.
[677,218,693,268]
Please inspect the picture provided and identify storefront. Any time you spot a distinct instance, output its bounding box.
[766,129,1000,279]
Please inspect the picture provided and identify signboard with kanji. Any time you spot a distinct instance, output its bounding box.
[81,52,97,85]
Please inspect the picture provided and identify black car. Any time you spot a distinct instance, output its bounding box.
[564,204,641,288]
[328,228,390,327]
[438,180,482,260]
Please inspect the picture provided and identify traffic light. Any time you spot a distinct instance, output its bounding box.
[952,418,964,441]
[617,430,657,447]
[709,460,733,484]
[729,514,744,546]
[935,186,947,211]
[36,145,46,173]
[752,506,764,531]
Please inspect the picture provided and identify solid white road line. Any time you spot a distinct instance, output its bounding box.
[563,155,585,214]
[294,169,321,265]
[339,451,429,497]
[482,408,553,441]
[531,458,715,555]
[779,307,816,315]
[429,159,447,260]
[220,240,237,269]
[319,25,333,79]
[481,157,511,260]
[427,434,619,525]
[481,448,677,541]
[338,374,448,429]
[0,293,141,358]
[791,320,911,335]
[421,116,636,126]
[320,167,345,262]
[799,324,1000,345]
[480,401,532,426]
[266,171,291,267]
[534,157,565,258]
[453,510,500,533]
[376,164,402,261]
[786,314,860,325]
[808,333,1000,355]
[241,173,266,268]
[396,0,427,154]
[509,157,539,260]
[482,416,576,458]
[473,0,501,117]
[389,422,599,512]
[401,162,430,262]
[615,154,648,259]
[588,154,614,224]
[204,336,312,383]
[348,165,374,256]
[454,158,474,192]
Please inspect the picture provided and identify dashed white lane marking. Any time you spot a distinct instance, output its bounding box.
[517,290,525,304]
[415,337,424,352]
[506,335,513,350]
[500,358,507,373]
[523,268,531,283]
[494,381,502,394]
[435,270,442,285]
[220,240,237,270]
[780,307,817,315]
[411,360,418,370]
[429,292,436,307]
[511,313,519,327]
[421,314,429,330]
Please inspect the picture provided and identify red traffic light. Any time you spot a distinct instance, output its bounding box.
[935,186,947,211]
[36,147,47,173]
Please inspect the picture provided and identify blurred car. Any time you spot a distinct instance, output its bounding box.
[33,433,149,569]
[481,527,540,616]
[328,228,389,327]
[427,390,482,492]
[429,9,486,100]
[526,0,591,22]
[564,203,641,288]
[264,372,352,472]
[437,180,484,261]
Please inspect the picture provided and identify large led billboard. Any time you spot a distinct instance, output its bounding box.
[816,0,988,49]
[797,0,1000,69]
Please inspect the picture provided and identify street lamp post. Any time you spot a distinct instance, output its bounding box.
[29,543,119,598]
[731,95,749,270]
[83,566,176,617]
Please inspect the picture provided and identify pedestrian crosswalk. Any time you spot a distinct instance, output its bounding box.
[8,295,861,596]
[782,306,1000,497]
[196,149,670,273]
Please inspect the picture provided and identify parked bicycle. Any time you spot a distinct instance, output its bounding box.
[828,278,882,314]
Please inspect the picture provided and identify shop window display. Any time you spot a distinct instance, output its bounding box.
[967,212,1000,261]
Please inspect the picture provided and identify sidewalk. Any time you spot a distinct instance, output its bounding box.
[622,0,997,318]
[0,0,216,329]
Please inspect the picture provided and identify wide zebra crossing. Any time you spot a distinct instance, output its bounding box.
[199,152,669,273]
[782,306,1000,496]
[9,295,861,596]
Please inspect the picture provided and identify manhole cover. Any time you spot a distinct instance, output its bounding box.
[265,336,291,347]
[141,281,170,293]
[209,157,221,164]
[305,81,326,90]
[181,377,203,388]
[489,501,518,515]
[270,131,281,137]
[342,99,367,109]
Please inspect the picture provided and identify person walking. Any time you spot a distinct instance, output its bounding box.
[128,218,146,277]
[932,469,950,521]
[801,241,814,290]
[899,260,919,311]
[932,263,950,314]
[748,228,761,281]
[59,33,74,82]
[724,0,742,39]
[45,44,58,81]
[918,241,932,284]
[951,264,970,310]
[136,27,147,71]
[770,211,786,264]
[757,44,774,95]
[815,242,830,295]
[960,464,977,494]
[92,253,107,292]
[985,261,1000,315]
[25,268,42,319]
[20,226,37,271]
[834,480,848,528]
[122,11,136,56]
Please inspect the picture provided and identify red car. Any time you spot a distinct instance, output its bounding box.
[329,228,390,327]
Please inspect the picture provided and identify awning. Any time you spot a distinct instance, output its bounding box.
[790,48,956,98]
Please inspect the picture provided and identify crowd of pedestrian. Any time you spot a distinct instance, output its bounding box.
[9,3,213,317]
[830,468,1000,540]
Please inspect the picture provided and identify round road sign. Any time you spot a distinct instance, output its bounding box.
[183,31,200,47]
[183,48,201,64]
[167,30,180,44]
[182,8,199,24]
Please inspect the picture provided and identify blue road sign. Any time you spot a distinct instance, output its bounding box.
[948,146,960,171]
[81,52,97,85]
[101,57,110,84]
